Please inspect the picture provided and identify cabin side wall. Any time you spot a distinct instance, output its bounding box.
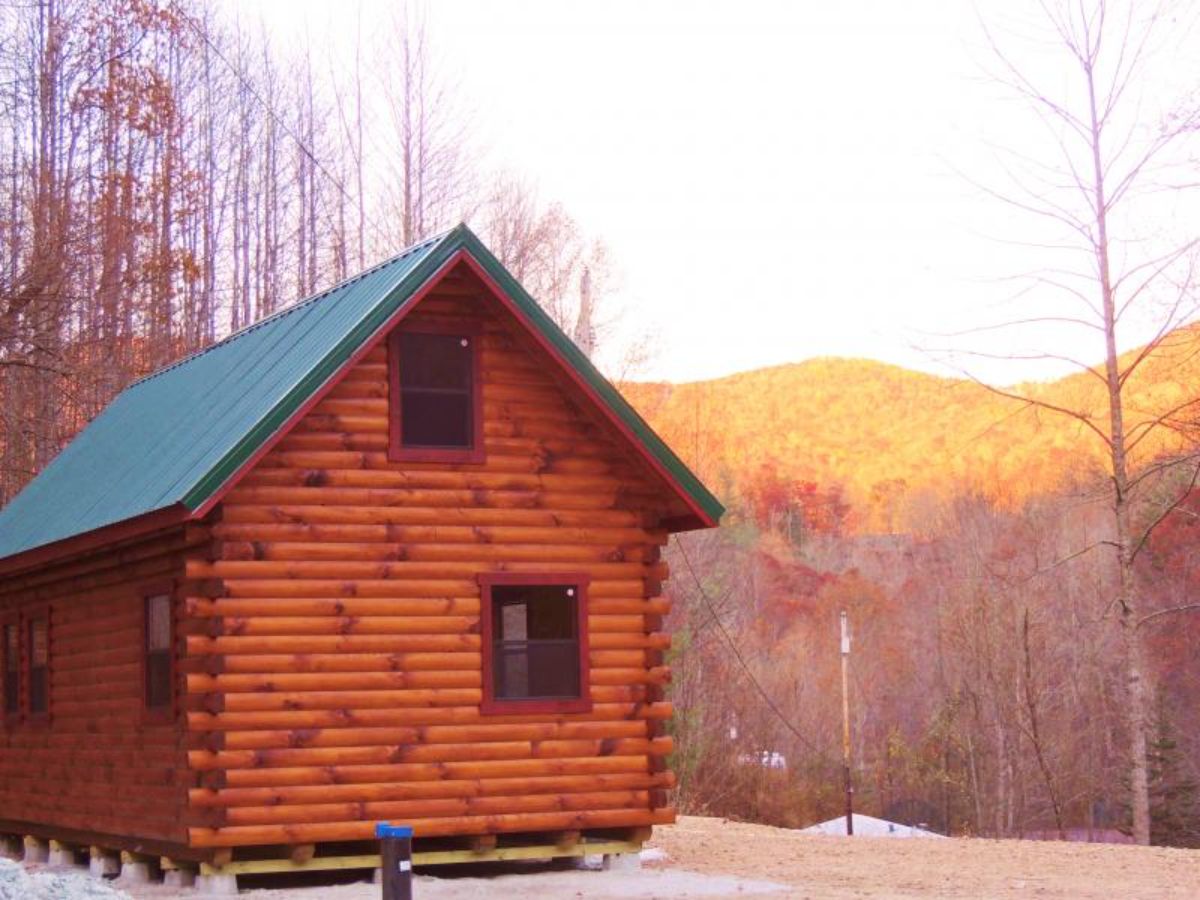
[183,281,679,849]
[0,528,196,848]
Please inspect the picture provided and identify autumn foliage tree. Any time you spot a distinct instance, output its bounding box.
[741,462,850,543]
[0,0,638,504]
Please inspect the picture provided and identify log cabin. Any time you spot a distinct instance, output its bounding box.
[0,224,722,890]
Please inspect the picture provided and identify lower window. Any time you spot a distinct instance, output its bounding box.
[479,575,591,714]
[27,614,48,718]
[144,592,173,713]
[2,621,18,718]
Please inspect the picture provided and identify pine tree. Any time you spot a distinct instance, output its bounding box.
[1147,694,1200,848]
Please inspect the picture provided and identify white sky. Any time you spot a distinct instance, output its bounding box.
[247,0,1200,385]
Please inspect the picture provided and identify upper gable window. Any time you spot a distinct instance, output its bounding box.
[388,326,483,463]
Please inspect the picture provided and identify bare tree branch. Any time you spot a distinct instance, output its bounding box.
[1137,603,1200,628]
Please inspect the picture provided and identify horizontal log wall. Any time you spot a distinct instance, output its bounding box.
[186,277,680,848]
[0,528,194,844]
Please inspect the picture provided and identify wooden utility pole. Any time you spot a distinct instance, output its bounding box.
[840,609,854,835]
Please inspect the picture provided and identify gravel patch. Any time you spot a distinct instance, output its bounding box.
[0,859,131,900]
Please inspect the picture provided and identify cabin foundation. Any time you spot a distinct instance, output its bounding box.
[119,851,153,883]
[196,872,238,895]
[164,868,197,889]
[175,826,649,892]
[161,856,197,888]
[47,839,81,868]
[89,846,119,877]
[22,836,47,863]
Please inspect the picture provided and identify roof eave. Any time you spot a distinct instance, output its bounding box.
[0,503,191,577]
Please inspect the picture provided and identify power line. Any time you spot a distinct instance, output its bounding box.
[674,535,825,756]
[180,11,394,251]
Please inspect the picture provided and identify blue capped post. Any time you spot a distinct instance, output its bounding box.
[375,823,414,900]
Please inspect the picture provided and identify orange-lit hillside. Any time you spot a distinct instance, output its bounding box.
[622,325,1200,528]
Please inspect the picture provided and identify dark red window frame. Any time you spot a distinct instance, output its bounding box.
[387,321,484,464]
[478,573,592,716]
[24,606,50,724]
[1,613,19,724]
[141,582,176,722]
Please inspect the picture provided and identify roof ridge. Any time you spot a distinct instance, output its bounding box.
[127,230,452,390]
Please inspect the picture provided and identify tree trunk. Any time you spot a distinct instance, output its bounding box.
[1085,59,1151,847]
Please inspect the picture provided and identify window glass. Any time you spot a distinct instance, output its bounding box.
[3,624,17,716]
[147,595,171,651]
[401,391,471,447]
[397,332,474,449]
[399,332,472,390]
[491,584,580,700]
[145,594,172,710]
[28,617,47,715]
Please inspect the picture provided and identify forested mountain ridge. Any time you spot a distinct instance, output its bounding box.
[624,324,1200,530]
[652,327,1200,843]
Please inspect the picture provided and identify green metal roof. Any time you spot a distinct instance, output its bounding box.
[0,225,722,563]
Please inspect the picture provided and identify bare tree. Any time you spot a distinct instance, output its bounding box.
[373,2,472,248]
[963,0,1200,844]
[0,0,632,511]
[475,172,653,375]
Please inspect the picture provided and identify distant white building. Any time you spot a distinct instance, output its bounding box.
[800,814,945,838]
[736,750,787,769]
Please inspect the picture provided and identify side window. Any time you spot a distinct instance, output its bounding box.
[480,576,591,714]
[144,593,173,712]
[27,614,48,718]
[389,328,482,462]
[2,621,18,719]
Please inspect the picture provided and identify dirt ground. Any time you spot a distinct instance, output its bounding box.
[651,815,1200,899]
[35,814,1200,899]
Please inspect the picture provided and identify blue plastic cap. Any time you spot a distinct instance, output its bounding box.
[375,822,414,839]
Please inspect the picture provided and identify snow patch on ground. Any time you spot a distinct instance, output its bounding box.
[800,813,946,838]
[0,859,132,900]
